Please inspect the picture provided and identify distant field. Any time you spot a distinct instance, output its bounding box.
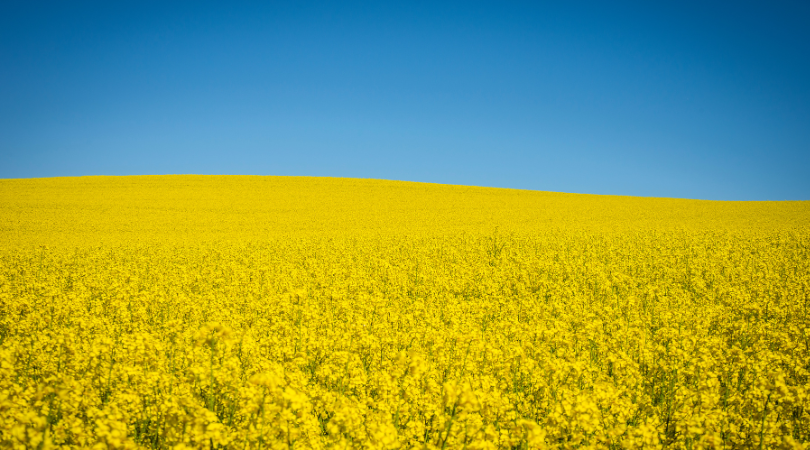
[1,175,808,449]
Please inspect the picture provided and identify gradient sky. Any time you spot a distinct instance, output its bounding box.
[1,1,808,200]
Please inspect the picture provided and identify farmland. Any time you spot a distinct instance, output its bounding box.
[1,175,809,449]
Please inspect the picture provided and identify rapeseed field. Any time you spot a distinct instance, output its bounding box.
[1,175,808,449]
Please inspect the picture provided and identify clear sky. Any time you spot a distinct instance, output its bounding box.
[1,1,808,200]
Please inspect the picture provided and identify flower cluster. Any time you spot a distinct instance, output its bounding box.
[0,176,808,449]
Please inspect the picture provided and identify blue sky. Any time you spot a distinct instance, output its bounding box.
[1,1,808,200]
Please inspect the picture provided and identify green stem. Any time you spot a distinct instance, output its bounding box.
[208,339,216,412]
[759,394,771,450]
[441,402,459,450]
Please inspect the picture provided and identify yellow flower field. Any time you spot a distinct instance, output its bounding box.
[1,175,808,449]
